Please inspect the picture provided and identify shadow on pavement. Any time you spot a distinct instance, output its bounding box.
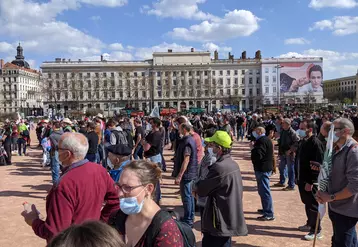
[23,184,52,192]
[247,224,304,239]
[0,190,46,199]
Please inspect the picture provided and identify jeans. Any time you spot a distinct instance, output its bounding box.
[202,233,232,247]
[180,179,195,227]
[237,126,244,141]
[232,125,236,137]
[255,171,274,217]
[279,154,295,188]
[50,151,60,184]
[298,182,321,234]
[86,153,97,163]
[329,209,357,247]
[133,145,143,160]
[149,154,162,203]
[12,137,18,152]
[17,138,26,155]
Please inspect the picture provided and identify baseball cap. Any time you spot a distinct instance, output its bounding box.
[204,130,232,148]
[106,144,132,156]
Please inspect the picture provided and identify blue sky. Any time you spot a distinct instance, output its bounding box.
[0,0,357,79]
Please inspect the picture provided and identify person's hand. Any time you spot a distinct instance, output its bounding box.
[310,161,321,171]
[316,191,333,204]
[175,175,182,185]
[305,183,313,192]
[21,204,40,226]
[297,77,309,86]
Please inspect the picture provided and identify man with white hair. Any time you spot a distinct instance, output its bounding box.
[21,133,119,243]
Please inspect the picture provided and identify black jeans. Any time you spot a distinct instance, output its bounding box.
[298,182,321,233]
[329,209,357,247]
[202,233,231,247]
[4,143,11,165]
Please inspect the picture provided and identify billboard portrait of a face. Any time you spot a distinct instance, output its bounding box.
[279,63,323,94]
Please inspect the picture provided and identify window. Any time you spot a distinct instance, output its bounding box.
[111,91,115,98]
[249,70,253,75]
[157,72,161,77]
[234,78,238,85]
[227,78,231,86]
[104,92,108,99]
[205,90,209,96]
[189,71,192,76]
[165,72,169,76]
[242,78,245,84]
[234,89,238,95]
[227,89,230,95]
[249,78,253,84]
[256,88,260,95]
[241,70,245,75]
[181,91,185,97]
[212,71,216,75]
[173,80,177,86]
[134,72,137,77]
[265,87,269,94]
[181,71,185,76]
[272,67,277,73]
[95,80,99,88]
[173,91,177,97]
[189,80,193,86]
[242,89,245,95]
[111,80,115,87]
[87,92,91,99]
[56,73,59,79]
[157,80,162,87]
[119,91,123,98]
[196,71,200,76]
[56,81,60,88]
[265,68,269,73]
[142,72,145,77]
[227,70,230,76]
[265,76,269,83]
[249,88,253,96]
[219,71,223,76]
[158,91,162,97]
[95,73,99,77]
[234,70,238,76]
[256,77,260,84]
[96,92,100,99]
[189,90,193,97]
[220,89,223,96]
[256,70,260,75]
[204,71,208,76]
[273,87,276,93]
[273,76,276,83]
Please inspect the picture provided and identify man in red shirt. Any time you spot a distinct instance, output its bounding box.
[21,133,119,243]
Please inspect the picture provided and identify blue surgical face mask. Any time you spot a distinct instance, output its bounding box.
[207,147,213,156]
[252,131,258,139]
[120,188,145,215]
[333,132,340,143]
[297,129,307,138]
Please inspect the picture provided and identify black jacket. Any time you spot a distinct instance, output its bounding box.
[295,135,324,184]
[251,136,274,172]
[172,135,198,180]
[86,131,99,154]
[279,127,299,155]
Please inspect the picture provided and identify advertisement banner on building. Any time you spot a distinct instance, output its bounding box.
[279,62,323,95]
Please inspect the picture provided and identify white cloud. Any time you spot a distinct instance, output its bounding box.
[284,38,311,45]
[90,15,101,21]
[143,0,216,21]
[0,0,127,60]
[309,0,357,9]
[202,42,232,52]
[310,16,358,35]
[133,42,194,59]
[0,42,14,53]
[280,49,358,78]
[109,43,124,50]
[169,9,260,42]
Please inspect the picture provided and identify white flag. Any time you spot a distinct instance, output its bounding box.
[150,106,160,118]
[317,124,335,219]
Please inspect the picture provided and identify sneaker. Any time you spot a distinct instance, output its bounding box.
[304,232,323,241]
[282,186,295,191]
[298,224,311,232]
[257,215,275,221]
[273,183,285,187]
[257,209,264,214]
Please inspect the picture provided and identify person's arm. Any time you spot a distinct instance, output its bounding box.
[153,219,183,247]
[178,155,190,179]
[101,173,120,222]
[110,132,116,145]
[196,166,222,197]
[134,133,141,150]
[32,185,74,241]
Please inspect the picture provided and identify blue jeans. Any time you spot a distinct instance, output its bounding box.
[255,171,274,217]
[17,138,26,155]
[329,209,357,247]
[50,151,60,184]
[86,153,96,162]
[133,145,143,160]
[202,233,231,247]
[237,126,244,140]
[149,154,162,203]
[279,154,295,188]
[180,179,195,227]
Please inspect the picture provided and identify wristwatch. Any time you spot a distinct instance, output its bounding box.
[330,194,336,201]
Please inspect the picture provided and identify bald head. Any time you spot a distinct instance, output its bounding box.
[59,133,89,161]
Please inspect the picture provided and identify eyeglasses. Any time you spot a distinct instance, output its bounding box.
[114,183,143,194]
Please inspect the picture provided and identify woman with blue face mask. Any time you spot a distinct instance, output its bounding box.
[110,160,184,247]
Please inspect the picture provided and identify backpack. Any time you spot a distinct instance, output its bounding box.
[110,209,196,247]
[22,129,29,137]
[111,130,128,146]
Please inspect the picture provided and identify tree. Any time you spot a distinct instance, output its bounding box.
[343,97,353,105]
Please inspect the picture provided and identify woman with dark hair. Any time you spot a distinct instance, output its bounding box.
[47,221,125,247]
[110,160,184,247]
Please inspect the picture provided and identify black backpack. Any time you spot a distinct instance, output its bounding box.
[109,209,196,247]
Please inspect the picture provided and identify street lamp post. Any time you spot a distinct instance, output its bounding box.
[275,62,284,109]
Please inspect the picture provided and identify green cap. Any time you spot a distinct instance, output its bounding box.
[204,131,232,148]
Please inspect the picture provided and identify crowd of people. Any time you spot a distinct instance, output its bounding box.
[2,109,357,247]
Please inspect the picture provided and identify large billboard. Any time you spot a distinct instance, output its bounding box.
[279,62,323,95]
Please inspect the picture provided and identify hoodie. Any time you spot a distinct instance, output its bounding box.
[49,129,64,151]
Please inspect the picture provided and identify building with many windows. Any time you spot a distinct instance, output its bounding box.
[0,44,43,116]
[323,72,358,103]
[40,49,324,115]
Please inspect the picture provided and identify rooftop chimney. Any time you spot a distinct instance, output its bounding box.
[101,55,103,61]
[255,50,262,59]
[214,50,219,60]
[0,59,4,69]
[168,49,172,53]
[229,52,234,60]
[191,48,194,52]
[242,51,247,60]
[55,58,61,63]
[62,58,65,62]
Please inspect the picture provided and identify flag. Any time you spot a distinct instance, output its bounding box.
[150,106,160,118]
[317,124,335,219]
